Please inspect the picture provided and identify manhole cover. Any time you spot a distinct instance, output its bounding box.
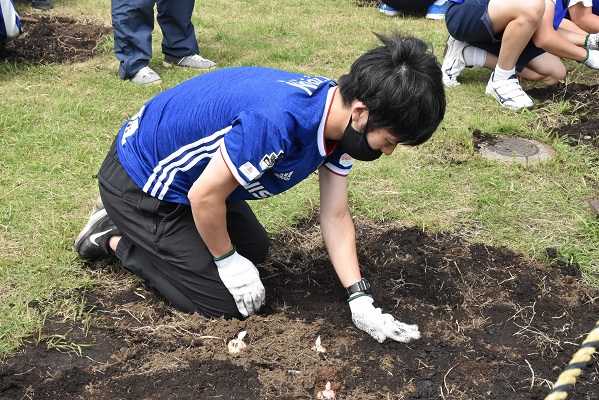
[477,135,554,164]
[489,138,540,157]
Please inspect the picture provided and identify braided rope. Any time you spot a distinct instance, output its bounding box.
[544,320,599,400]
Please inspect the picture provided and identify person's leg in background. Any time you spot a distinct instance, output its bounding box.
[443,0,544,109]
[482,0,545,109]
[112,0,161,84]
[157,0,215,70]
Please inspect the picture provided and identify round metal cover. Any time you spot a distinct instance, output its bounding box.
[488,137,540,157]
[477,135,555,165]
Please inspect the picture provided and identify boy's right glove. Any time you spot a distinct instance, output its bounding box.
[582,49,599,69]
[214,248,265,318]
[348,295,421,343]
[585,33,599,51]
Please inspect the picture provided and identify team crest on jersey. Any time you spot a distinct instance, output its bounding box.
[274,171,294,181]
[259,150,284,170]
[240,162,260,181]
[340,153,354,167]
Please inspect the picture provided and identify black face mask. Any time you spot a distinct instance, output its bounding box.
[339,119,382,161]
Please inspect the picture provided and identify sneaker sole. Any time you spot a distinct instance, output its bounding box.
[162,61,215,70]
[425,14,445,19]
[379,10,402,16]
[485,88,534,111]
[131,78,162,85]
[75,208,108,250]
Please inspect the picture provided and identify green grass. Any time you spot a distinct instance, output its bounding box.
[1,0,598,359]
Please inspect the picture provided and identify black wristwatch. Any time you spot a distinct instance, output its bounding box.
[346,278,371,296]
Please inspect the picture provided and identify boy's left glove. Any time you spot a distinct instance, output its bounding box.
[585,33,599,51]
[348,295,421,343]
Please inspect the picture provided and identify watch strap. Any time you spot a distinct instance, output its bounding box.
[346,278,371,296]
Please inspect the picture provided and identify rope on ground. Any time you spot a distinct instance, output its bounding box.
[544,320,599,400]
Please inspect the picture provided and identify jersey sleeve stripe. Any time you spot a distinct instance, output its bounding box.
[220,144,248,187]
[323,162,350,176]
[142,127,230,197]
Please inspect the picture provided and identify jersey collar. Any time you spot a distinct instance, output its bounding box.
[318,86,339,157]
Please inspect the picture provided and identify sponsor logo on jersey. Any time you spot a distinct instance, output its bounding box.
[274,171,294,181]
[246,181,274,199]
[279,76,329,96]
[240,162,260,181]
[259,150,284,170]
[339,153,353,167]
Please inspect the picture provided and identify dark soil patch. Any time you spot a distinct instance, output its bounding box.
[1,216,598,399]
[0,14,111,64]
[528,83,599,150]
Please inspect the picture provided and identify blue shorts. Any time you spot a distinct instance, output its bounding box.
[445,0,545,72]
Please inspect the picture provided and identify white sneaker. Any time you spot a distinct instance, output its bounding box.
[163,54,216,70]
[441,35,468,87]
[130,66,162,85]
[485,73,534,110]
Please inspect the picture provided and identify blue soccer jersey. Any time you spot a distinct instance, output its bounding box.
[117,67,354,205]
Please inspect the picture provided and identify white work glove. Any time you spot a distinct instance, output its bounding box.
[348,295,421,343]
[582,49,599,69]
[585,33,599,51]
[214,247,265,318]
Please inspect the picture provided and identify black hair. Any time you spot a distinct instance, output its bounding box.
[338,33,446,146]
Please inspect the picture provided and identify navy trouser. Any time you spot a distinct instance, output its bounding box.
[97,138,270,318]
[112,0,200,79]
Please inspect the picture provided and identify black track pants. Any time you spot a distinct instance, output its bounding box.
[96,139,270,318]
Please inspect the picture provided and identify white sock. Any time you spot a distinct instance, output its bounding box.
[433,0,447,4]
[493,65,516,81]
[463,46,487,68]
